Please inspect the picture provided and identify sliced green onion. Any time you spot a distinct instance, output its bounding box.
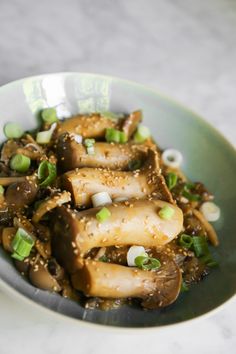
[182,184,201,202]
[192,236,209,257]
[96,207,111,223]
[119,131,128,143]
[166,172,178,190]
[4,122,24,139]
[158,205,175,220]
[181,281,189,292]
[179,234,193,249]
[84,138,95,147]
[135,255,161,270]
[105,128,121,143]
[128,159,142,171]
[99,255,109,262]
[10,154,31,173]
[0,185,4,195]
[11,228,35,260]
[38,160,57,187]
[41,108,58,124]
[134,125,151,143]
[36,122,57,144]
[86,146,95,155]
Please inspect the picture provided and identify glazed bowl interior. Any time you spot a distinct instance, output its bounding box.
[0,73,235,328]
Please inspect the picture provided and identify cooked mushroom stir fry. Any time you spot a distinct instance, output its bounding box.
[0,109,220,310]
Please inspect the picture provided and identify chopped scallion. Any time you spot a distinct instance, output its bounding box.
[182,183,201,202]
[96,207,111,223]
[135,255,161,270]
[179,234,193,249]
[158,205,175,220]
[192,236,209,257]
[11,228,35,260]
[41,108,58,124]
[134,125,151,143]
[4,122,24,139]
[38,160,57,187]
[119,131,128,143]
[105,128,121,143]
[166,172,178,190]
[84,138,95,147]
[36,122,57,144]
[86,146,95,155]
[10,154,31,173]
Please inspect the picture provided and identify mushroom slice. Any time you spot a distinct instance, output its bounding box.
[29,258,61,292]
[57,133,147,171]
[55,113,118,139]
[51,200,183,273]
[192,209,219,246]
[71,258,182,308]
[121,110,142,139]
[62,149,173,207]
[32,191,71,223]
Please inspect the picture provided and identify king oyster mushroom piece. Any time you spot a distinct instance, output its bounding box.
[71,257,182,309]
[51,199,183,273]
[54,111,141,139]
[62,149,173,207]
[57,133,147,172]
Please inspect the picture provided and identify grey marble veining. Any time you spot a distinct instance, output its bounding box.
[0,0,235,353]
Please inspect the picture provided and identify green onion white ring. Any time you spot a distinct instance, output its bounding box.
[162,149,183,168]
[200,202,220,222]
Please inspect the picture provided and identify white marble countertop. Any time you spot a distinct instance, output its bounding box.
[0,0,235,353]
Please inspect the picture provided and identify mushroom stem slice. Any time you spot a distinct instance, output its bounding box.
[55,113,118,138]
[71,259,182,308]
[62,148,173,207]
[51,200,183,273]
[57,133,147,171]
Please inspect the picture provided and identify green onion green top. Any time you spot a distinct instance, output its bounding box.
[11,228,35,261]
[182,183,201,202]
[135,255,161,270]
[192,236,209,257]
[96,207,111,223]
[10,154,31,173]
[84,138,95,147]
[179,234,193,249]
[134,125,150,143]
[41,108,58,124]
[105,128,127,144]
[166,172,178,190]
[4,122,24,139]
[158,205,175,220]
[38,160,57,187]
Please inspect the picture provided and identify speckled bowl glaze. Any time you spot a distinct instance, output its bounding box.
[0,73,235,329]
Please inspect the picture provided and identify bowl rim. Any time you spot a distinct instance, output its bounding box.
[0,71,235,331]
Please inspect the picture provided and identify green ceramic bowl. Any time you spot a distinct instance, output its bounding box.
[0,73,235,329]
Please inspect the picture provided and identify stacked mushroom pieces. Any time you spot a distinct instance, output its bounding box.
[52,111,184,308]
